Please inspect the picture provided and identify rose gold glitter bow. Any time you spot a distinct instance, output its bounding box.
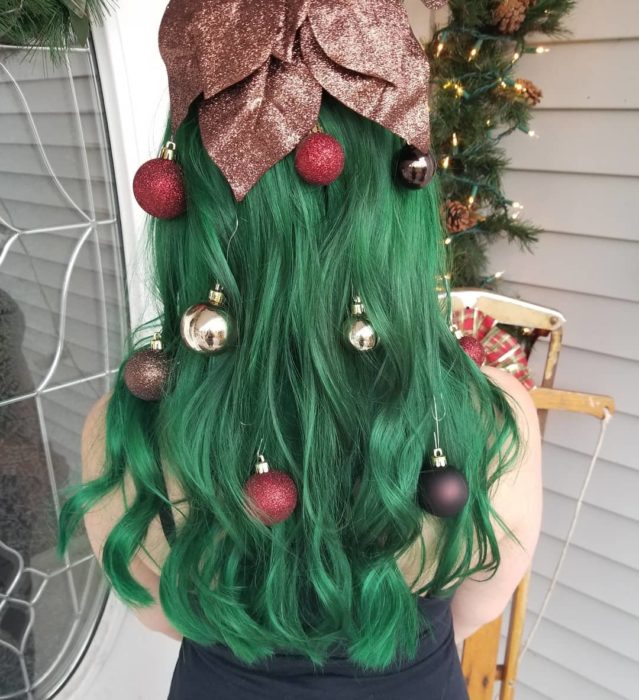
[159,0,448,201]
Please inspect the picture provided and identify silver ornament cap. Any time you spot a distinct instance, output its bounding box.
[430,447,448,468]
[255,454,270,474]
[180,284,236,353]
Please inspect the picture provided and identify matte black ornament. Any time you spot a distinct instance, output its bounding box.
[395,144,437,189]
[124,335,170,401]
[418,448,469,518]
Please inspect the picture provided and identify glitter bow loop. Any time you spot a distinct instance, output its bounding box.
[159,0,446,201]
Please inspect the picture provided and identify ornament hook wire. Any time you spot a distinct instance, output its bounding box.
[431,393,447,451]
[443,274,454,327]
[226,215,240,259]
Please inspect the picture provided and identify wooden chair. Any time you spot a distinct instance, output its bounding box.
[443,288,615,700]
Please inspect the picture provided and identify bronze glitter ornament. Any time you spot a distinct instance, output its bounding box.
[124,335,170,401]
[343,296,377,352]
[180,284,237,354]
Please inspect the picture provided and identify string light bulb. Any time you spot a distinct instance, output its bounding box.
[435,32,448,58]
[536,46,550,54]
[480,270,506,288]
[452,132,459,147]
[510,202,524,220]
[518,125,540,139]
[511,51,521,63]
[441,155,451,169]
[468,39,483,62]
[443,80,468,98]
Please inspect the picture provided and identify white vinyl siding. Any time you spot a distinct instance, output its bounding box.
[486,2,639,698]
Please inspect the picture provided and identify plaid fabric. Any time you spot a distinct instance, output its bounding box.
[452,307,536,391]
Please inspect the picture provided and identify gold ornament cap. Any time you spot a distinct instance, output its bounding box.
[160,141,177,161]
[430,447,448,468]
[150,333,164,351]
[208,284,226,307]
[350,295,366,316]
[449,323,464,340]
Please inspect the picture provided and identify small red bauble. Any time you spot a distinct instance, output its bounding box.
[458,335,486,367]
[133,142,186,220]
[244,456,298,526]
[295,132,345,186]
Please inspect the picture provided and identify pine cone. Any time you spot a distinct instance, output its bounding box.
[446,200,478,234]
[492,0,533,34]
[516,78,543,106]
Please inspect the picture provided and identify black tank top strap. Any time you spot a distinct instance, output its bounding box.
[157,468,177,546]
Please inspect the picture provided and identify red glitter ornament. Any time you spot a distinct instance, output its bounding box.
[295,132,345,186]
[133,141,186,220]
[458,335,486,367]
[244,455,298,526]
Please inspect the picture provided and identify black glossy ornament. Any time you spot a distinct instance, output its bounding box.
[395,144,437,189]
[418,448,469,517]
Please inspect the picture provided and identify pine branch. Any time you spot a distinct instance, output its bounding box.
[427,0,574,288]
[0,0,115,57]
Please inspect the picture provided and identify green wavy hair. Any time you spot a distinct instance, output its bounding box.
[58,94,523,670]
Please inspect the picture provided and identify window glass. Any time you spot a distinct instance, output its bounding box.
[0,43,127,699]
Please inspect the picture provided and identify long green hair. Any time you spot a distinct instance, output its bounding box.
[58,94,523,670]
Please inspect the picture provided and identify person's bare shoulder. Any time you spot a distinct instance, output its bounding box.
[80,393,181,576]
[479,365,543,548]
[449,367,543,638]
[81,393,111,483]
[79,395,182,639]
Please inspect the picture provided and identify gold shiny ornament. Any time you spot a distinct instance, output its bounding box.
[180,284,237,354]
[343,296,377,352]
